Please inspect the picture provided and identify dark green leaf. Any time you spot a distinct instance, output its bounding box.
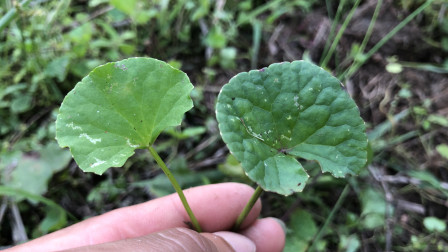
[216,61,367,195]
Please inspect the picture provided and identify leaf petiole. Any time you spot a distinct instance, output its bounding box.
[233,185,264,231]
[148,146,202,232]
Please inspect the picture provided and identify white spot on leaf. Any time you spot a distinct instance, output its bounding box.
[80,133,101,144]
[263,130,272,135]
[114,63,127,71]
[294,95,300,108]
[126,138,140,148]
[281,135,292,141]
[91,158,106,168]
[247,126,263,139]
[66,122,82,131]
[240,118,264,141]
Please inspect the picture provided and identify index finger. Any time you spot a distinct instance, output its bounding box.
[9,182,261,252]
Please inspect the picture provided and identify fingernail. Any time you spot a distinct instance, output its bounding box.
[270,217,287,235]
[214,231,256,252]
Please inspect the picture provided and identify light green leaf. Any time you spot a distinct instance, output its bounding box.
[284,239,309,252]
[339,234,361,252]
[423,216,446,232]
[36,205,68,236]
[289,209,318,241]
[216,61,367,195]
[284,209,318,252]
[360,188,390,229]
[109,0,137,15]
[56,57,193,174]
[0,186,68,234]
[218,154,246,179]
[45,56,70,82]
[164,126,206,140]
[408,170,446,194]
[205,27,227,49]
[427,114,448,127]
[386,62,403,73]
[436,144,448,160]
[5,143,71,200]
[11,93,32,113]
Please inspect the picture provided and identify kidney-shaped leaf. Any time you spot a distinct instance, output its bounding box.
[216,61,367,195]
[56,57,193,174]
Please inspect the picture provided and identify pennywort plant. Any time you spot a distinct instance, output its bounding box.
[55,58,201,231]
[215,61,368,229]
[56,57,368,233]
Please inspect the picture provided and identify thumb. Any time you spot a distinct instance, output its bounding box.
[61,227,255,252]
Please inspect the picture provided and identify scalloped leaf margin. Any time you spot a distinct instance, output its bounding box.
[56,57,193,174]
[216,60,367,195]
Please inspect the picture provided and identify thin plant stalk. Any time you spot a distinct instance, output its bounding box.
[251,20,262,69]
[0,0,32,32]
[233,186,264,231]
[356,0,383,61]
[320,0,347,65]
[308,184,350,252]
[321,0,361,69]
[340,0,436,81]
[335,0,383,75]
[148,146,202,232]
[325,0,334,20]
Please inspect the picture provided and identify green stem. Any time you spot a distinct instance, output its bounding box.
[251,20,262,69]
[308,184,350,252]
[148,146,202,232]
[0,0,32,32]
[321,0,361,69]
[320,0,347,66]
[335,0,382,76]
[233,186,264,231]
[356,0,383,60]
[340,0,435,81]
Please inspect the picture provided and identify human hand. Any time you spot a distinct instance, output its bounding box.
[7,183,285,252]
